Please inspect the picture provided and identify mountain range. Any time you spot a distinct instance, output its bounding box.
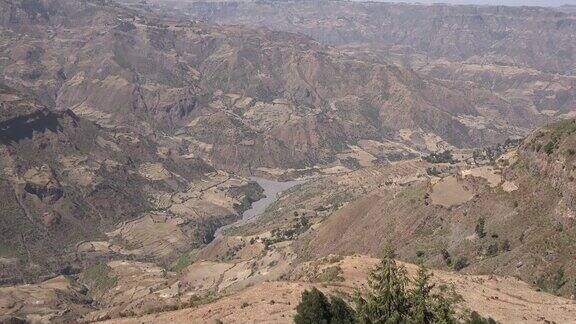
[0,0,575,322]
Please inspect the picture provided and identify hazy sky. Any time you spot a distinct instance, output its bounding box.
[373,0,576,7]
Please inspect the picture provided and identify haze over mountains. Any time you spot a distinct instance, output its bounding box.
[0,0,575,322]
[367,0,574,7]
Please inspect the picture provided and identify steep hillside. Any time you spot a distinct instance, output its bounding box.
[0,85,261,284]
[193,119,576,298]
[172,0,576,75]
[0,1,575,323]
[284,120,576,297]
[149,0,576,137]
[0,0,544,176]
[519,119,576,210]
[100,256,576,324]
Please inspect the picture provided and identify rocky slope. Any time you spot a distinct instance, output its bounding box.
[170,0,576,75]
[519,119,576,212]
[146,0,576,142]
[0,0,554,176]
[260,120,576,298]
[0,0,575,323]
[0,84,262,285]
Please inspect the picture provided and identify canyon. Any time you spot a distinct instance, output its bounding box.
[0,0,575,322]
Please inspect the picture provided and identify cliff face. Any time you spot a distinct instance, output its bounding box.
[147,0,576,144]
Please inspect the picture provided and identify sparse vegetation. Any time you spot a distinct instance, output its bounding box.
[296,249,501,323]
[4,0,576,322]
[553,268,568,293]
[295,248,475,323]
[465,311,498,324]
[453,257,469,271]
[532,119,576,156]
[83,262,117,294]
[423,150,458,164]
[426,167,441,176]
[221,242,246,261]
[473,139,520,165]
[441,249,453,267]
[500,239,510,252]
[486,243,499,257]
[315,265,345,283]
[475,217,486,239]
[172,252,192,272]
[534,268,571,295]
[263,217,311,247]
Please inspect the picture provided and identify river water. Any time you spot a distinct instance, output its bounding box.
[214,177,304,237]
[242,177,304,220]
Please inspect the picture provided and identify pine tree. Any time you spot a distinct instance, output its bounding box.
[356,246,410,323]
[429,283,461,324]
[294,287,332,324]
[294,288,356,324]
[330,295,356,324]
[295,248,473,324]
[465,311,497,324]
[409,265,435,323]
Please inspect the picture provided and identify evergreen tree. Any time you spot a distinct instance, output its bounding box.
[355,246,410,323]
[294,287,332,324]
[428,284,461,324]
[330,296,356,324]
[408,264,461,324]
[294,248,481,324]
[408,265,435,323]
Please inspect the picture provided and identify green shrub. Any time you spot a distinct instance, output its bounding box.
[172,252,192,272]
[329,296,355,324]
[423,150,458,164]
[316,265,345,283]
[544,141,555,155]
[475,217,486,238]
[466,311,498,324]
[441,249,452,266]
[553,268,568,292]
[453,257,469,271]
[426,167,441,176]
[486,243,499,257]
[500,239,510,252]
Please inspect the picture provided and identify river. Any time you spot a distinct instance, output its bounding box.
[214,177,305,237]
[242,177,304,219]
